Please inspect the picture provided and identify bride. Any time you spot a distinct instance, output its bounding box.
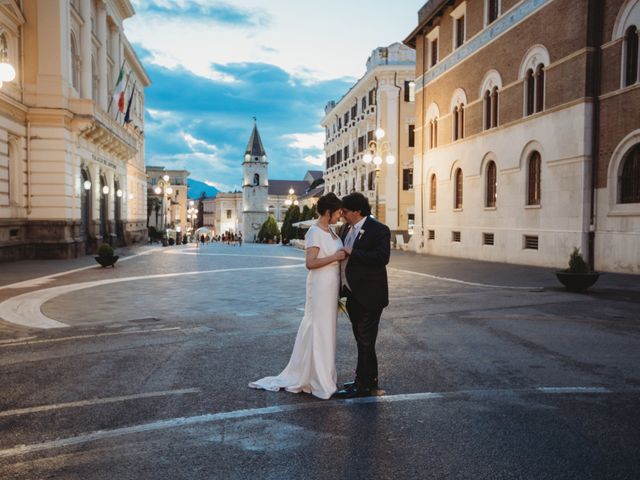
[249,193,345,399]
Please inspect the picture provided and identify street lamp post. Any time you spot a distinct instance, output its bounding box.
[284,187,299,208]
[187,200,197,241]
[153,174,174,230]
[362,127,395,219]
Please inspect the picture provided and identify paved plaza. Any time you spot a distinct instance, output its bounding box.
[0,243,639,479]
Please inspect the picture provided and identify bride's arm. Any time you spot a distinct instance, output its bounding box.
[305,247,346,270]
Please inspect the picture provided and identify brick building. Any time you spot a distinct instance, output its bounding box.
[405,0,640,272]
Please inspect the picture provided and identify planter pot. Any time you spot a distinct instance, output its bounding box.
[555,271,600,292]
[95,255,119,268]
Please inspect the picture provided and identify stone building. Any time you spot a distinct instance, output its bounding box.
[321,42,416,236]
[146,166,189,235]
[0,0,149,261]
[405,0,640,272]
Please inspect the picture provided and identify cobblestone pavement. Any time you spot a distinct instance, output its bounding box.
[0,243,639,479]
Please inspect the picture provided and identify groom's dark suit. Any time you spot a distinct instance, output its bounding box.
[340,216,390,388]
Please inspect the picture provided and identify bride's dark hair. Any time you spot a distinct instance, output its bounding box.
[316,192,342,216]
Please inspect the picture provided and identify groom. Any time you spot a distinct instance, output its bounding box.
[335,192,390,398]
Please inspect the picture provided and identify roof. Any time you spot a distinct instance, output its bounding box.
[298,184,325,200]
[404,0,449,48]
[245,122,266,157]
[268,180,310,196]
[307,170,323,181]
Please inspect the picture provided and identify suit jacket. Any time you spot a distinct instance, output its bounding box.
[341,216,390,309]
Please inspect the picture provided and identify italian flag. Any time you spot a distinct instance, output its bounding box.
[112,65,126,113]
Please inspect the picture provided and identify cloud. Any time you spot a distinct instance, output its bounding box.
[303,154,325,166]
[282,132,325,151]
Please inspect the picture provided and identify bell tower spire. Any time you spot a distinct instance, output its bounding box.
[241,119,269,242]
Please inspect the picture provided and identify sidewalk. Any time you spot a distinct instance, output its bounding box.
[0,244,159,288]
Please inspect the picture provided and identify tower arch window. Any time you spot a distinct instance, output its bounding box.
[486,161,497,207]
[253,174,260,186]
[527,151,541,205]
[454,168,463,209]
[624,25,639,87]
[619,143,640,203]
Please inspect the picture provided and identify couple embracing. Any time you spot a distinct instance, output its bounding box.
[249,192,390,399]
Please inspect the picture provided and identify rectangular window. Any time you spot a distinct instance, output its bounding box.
[226,210,232,219]
[452,231,461,242]
[358,136,365,152]
[483,233,495,246]
[343,145,349,160]
[408,214,415,235]
[369,88,376,106]
[367,131,374,144]
[487,0,499,24]
[408,125,415,147]
[524,235,539,250]
[428,229,435,240]
[430,38,438,67]
[338,118,342,129]
[344,112,349,125]
[402,168,414,190]
[404,81,415,102]
[455,16,465,48]
[351,104,357,119]
[336,150,342,163]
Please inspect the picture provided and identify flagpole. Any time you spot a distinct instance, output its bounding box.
[107,60,126,114]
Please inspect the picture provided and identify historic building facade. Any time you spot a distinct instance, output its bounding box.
[146,166,190,235]
[0,0,149,261]
[405,0,640,272]
[321,43,416,236]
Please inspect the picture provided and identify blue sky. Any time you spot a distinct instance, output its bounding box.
[125,0,424,192]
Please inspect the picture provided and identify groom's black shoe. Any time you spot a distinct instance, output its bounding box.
[333,382,375,399]
[341,378,378,391]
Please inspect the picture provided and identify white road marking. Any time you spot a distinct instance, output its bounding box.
[389,267,545,291]
[0,264,305,329]
[0,250,156,291]
[537,387,610,394]
[0,388,201,418]
[0,327,181,348]
[163,250,304,261]
[0,386,624,459]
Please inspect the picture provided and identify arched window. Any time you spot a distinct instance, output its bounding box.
[624,25,639,87]
[619,143,640,203]
[483,90,491,130]
[525,69,535,116]
[491,87,499,127]
[453,106,459,141]
[253,173,260,186]
[535,65,545,113]
[70,33,80,92]
[430,174,437,209]
[486,161,497,207]
[433,118,438,147]
[454,168,463,209]
[527,151,541,205]
[362,97,367,111]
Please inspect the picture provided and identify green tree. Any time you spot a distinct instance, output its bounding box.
[258,215,280,242]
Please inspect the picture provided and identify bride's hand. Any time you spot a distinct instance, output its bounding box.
[335,250,347,261]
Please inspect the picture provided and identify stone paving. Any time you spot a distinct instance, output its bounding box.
[0,242,639,479]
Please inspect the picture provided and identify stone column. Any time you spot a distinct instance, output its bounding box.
[80,0,92,99]
[96,1,108,110]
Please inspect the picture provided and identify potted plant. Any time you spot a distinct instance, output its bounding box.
[555,247,600,292]
[95,243,119,268]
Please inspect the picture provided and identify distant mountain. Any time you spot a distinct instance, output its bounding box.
[188,178,220,199]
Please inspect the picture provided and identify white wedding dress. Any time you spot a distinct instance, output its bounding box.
[249,224,343,399]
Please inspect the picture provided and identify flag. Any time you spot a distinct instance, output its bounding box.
[111,64,126,113]
[124,82,136,125]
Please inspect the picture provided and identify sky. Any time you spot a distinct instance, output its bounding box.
[125,0,425,192]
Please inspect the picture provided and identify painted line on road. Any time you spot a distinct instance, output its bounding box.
[537,387,610,394]
[0,327,182,348]
[0,264,305,330]
[163,250,304,261]
[0,386,620,459]
[0,249,157,291]
[0,388,201,419]
[389,267,545,291]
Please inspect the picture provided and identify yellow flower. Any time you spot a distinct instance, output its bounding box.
[338,297,349,319]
